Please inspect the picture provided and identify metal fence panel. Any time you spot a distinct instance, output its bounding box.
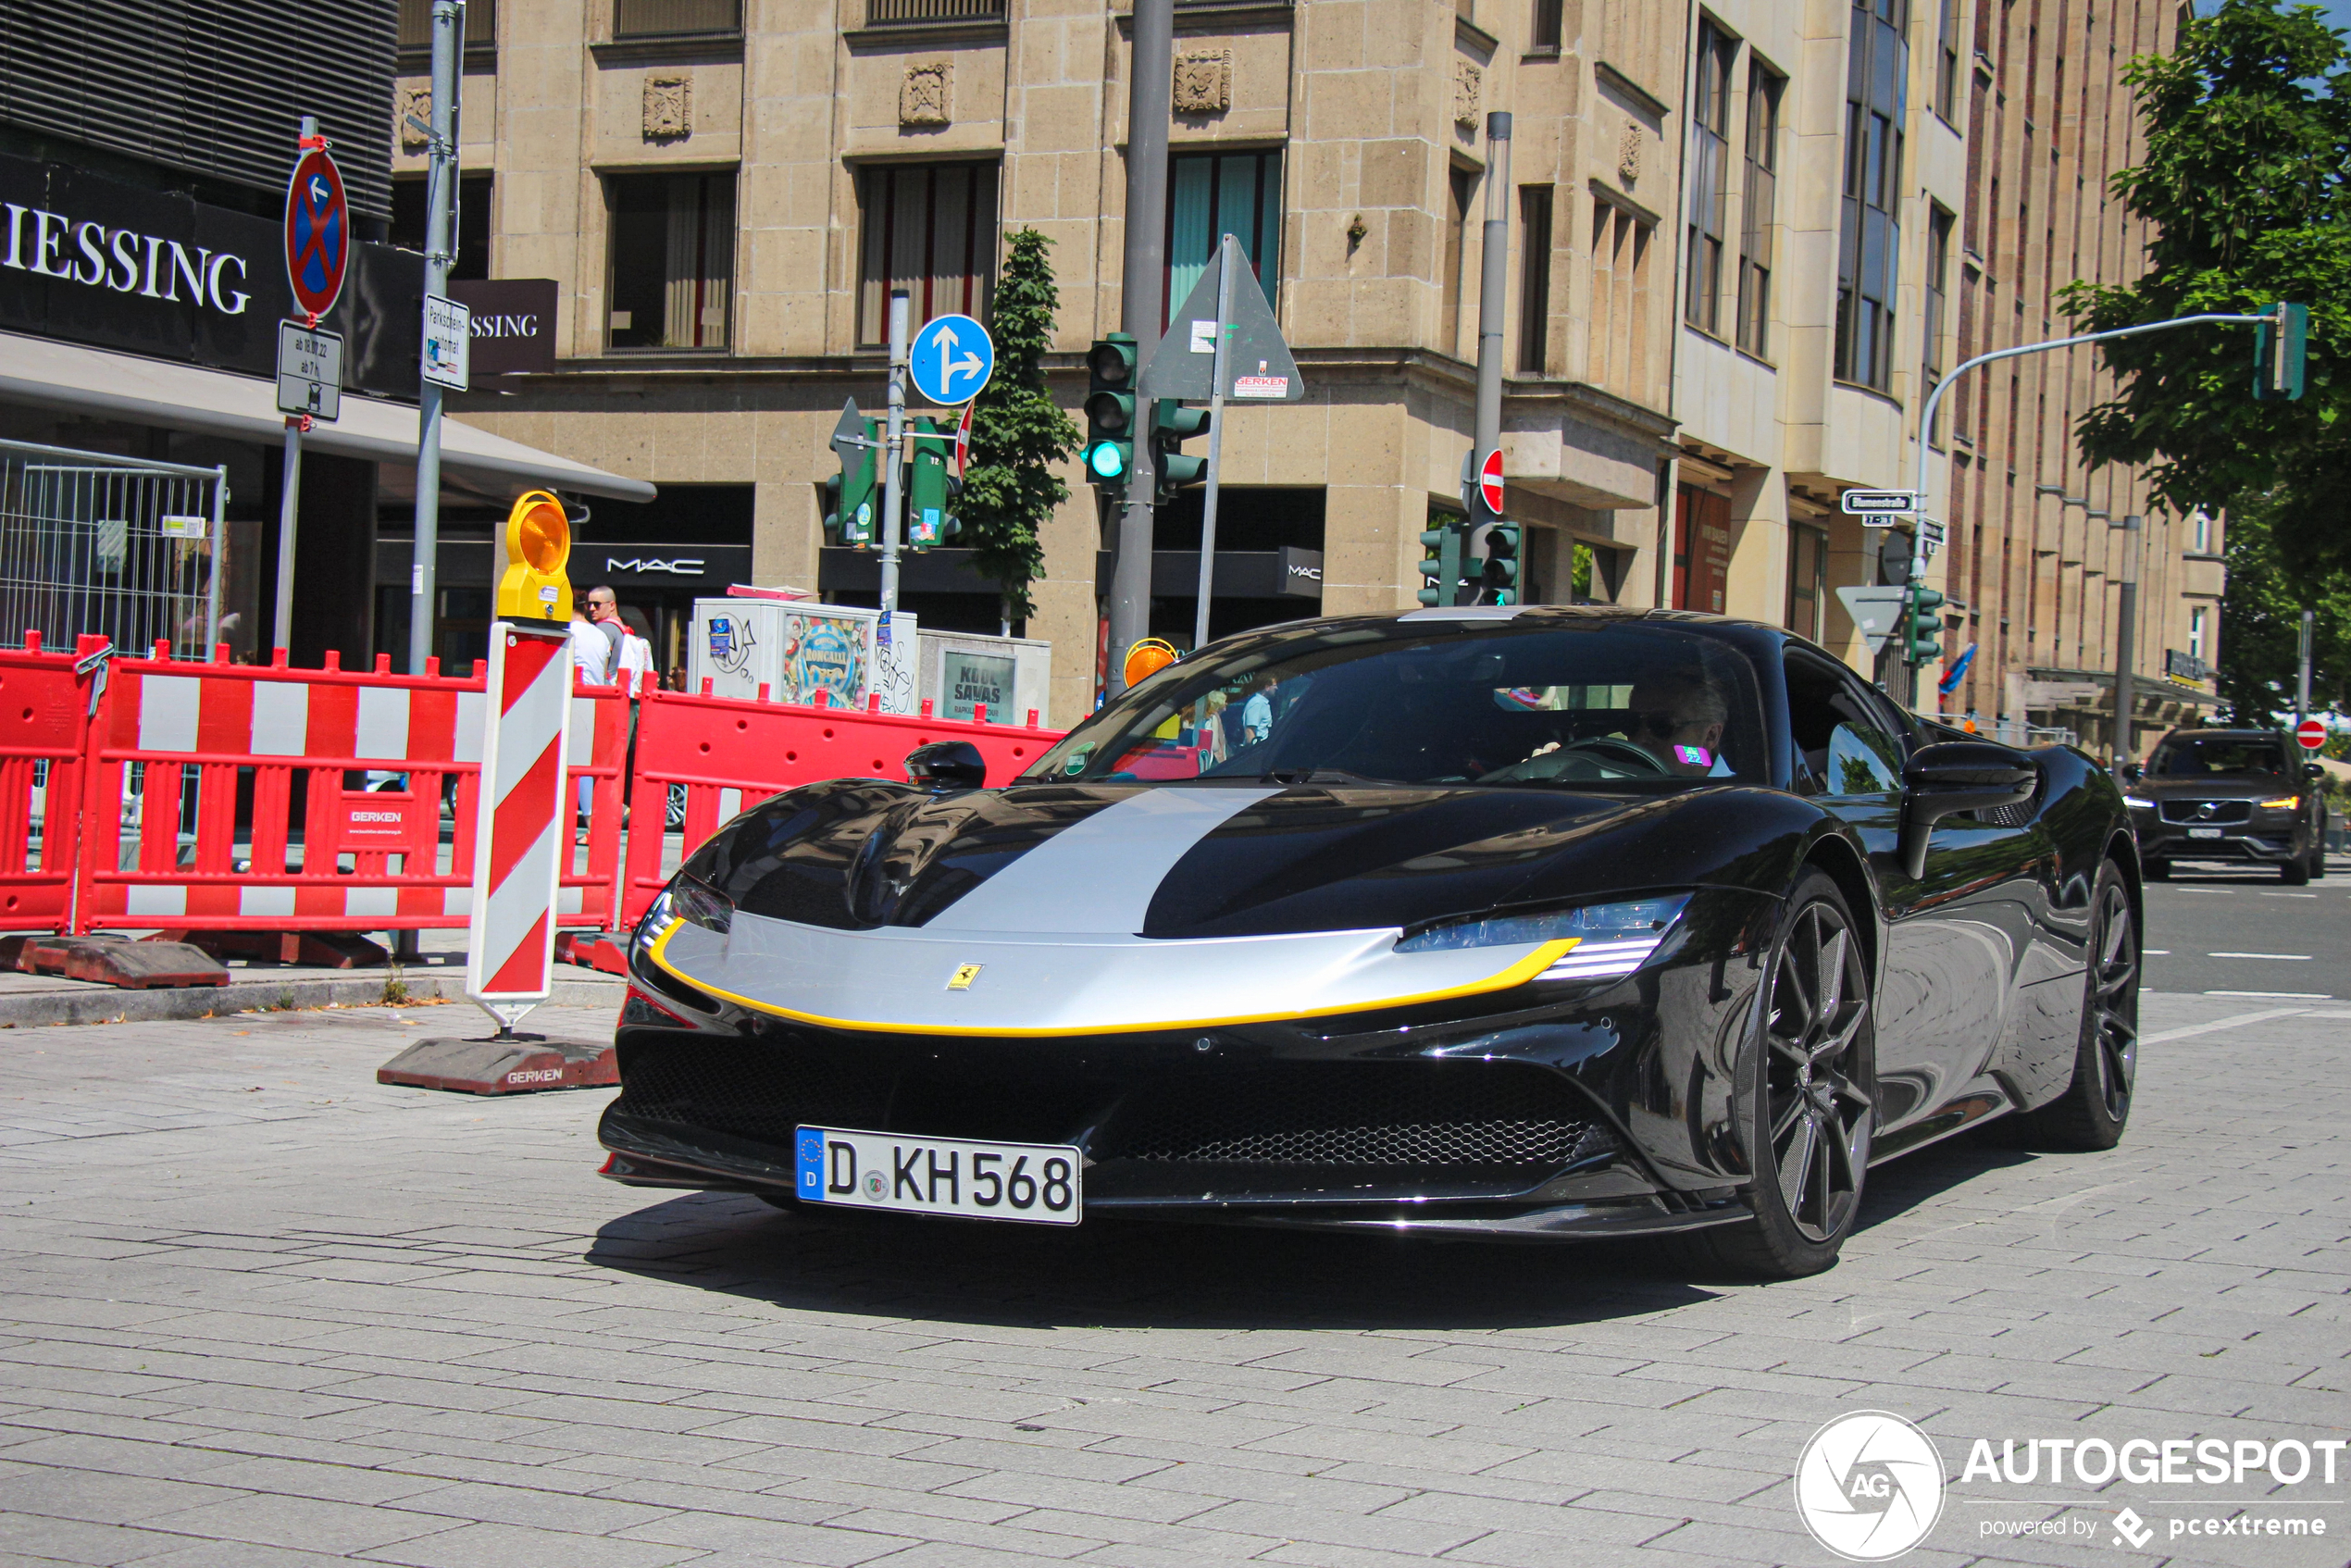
[0,439,226,659]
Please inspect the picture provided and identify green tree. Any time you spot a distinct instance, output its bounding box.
[959,229,1081,623]
[2213,491,2351,722]
[2061,0,2349,575]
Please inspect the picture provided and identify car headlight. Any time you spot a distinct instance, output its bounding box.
[1397,894,1691,981]
[633,875,732,958]
[2258,797,2300,810]
[2123,796,2155,810]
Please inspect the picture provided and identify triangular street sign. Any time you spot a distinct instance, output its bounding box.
[829,398,868,460]
[1142,248,1305,404]
[1835,586,1910,656]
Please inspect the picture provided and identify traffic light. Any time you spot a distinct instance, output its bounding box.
[1417,516,1468,607]
[906,417,963,551]
[493,490,572,624]
[1906,584,1946,663]
[1477,520,1521,606]
[824,418,880,548]
[1083,335,1138,494]
[1151,399,1211,504]
[2254,301,2308,402]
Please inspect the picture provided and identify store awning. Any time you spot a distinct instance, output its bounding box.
[0,330,656,503]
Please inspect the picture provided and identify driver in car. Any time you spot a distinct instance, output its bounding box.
[1481,669,1734,782]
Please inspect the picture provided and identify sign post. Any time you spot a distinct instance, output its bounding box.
[271,118,349,655]
[410,0,466,675]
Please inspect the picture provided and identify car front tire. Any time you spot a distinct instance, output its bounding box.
[2016,860,2138,1151]
[1676,868,1876,1281]
[2281,855,2310,886]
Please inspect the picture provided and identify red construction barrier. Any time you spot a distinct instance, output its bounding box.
[0,634,99,933]
[73,644,628,936]
[612,686,1064,930]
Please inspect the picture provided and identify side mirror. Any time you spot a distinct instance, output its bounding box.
[2305,762,2324,782]
[905,740,989,792]
[2121,762,2145,785]
[1897,740,2037,878]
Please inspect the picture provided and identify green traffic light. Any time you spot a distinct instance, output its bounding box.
[1088,442,1126,479]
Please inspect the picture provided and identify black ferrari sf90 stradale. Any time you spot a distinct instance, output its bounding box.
[601,608,2140,1278]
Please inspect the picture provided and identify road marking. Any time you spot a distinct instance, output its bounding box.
[2141,1006,2310,1043]
[2260,891,2320,899]
[2174,888,2234,895]
[2202,990,2332,1001]
[2144,949,2171,954]
[2208,952,2311,960]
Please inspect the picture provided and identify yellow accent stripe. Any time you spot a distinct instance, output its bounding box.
[644,922,1581,1038]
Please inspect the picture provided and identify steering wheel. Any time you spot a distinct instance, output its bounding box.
[1553,736,1672,777]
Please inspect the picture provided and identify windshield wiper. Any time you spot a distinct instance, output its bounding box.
[1262,767,1387,786]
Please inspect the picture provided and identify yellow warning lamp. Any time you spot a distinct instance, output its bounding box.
[1123,638,1179,689]
[494,490,573,623]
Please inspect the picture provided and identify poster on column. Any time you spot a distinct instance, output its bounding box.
[466,621,574,1030]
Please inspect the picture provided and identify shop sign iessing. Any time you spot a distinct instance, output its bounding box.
[449,279,556,376]
[0,153,424,399]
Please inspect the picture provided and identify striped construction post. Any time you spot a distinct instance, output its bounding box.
[466,622,573,1032]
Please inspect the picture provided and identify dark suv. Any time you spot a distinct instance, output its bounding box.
[2124,728,2329,883]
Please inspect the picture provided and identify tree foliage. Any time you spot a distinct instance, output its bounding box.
[2214,490,2351,722]
[959,229,1080,621]
[2062,0,2348,575]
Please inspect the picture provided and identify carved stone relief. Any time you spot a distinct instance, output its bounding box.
[1173,50,1232,115]
[1618,120,1642,184]
[901,61,952,127]
[642,73,692,142]
[398,85,432,152]
[1453,60,1482,128]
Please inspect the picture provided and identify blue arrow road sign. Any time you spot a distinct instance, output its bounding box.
[908,313,994,405]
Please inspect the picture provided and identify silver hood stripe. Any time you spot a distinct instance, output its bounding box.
[922,786,1282,935]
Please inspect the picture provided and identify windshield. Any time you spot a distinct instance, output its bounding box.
[2149,736,2289,778]
[1026,618,1769,790]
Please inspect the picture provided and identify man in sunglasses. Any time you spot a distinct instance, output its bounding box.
[1623,670,1733,778]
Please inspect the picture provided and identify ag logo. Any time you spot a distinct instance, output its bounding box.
[1793,1410,1946,1561]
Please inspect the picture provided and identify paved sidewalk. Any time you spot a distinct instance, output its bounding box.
[0,994,2344,1566]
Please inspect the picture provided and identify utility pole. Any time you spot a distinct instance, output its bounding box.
[880,291,910,616]
[1470,112,1511,581]
[2110,514,2141,770]
[2297,609,2315,726]
[274,118,317,654]
[1106,0,1172,691]
[408,0,463,674]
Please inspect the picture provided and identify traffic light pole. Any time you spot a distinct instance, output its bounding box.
[1189,232,1238,653]
[409,0,463,675]
[1106,0,1172,691]
[1469,113,1511,588]
[1900,308,2280,707]
[880,291,909,616]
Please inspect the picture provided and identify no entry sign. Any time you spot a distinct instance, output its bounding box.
[283,146,349,319]
[1478,448,1506,516]
[2296,717,2327,751]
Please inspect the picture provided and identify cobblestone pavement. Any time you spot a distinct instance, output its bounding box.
[0,992,2345,1568]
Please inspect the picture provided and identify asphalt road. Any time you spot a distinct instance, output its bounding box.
[2140,849,2351,1001]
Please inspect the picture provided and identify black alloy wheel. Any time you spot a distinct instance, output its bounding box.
[1678,869,1876,1280]
[2018,862,2138,1151]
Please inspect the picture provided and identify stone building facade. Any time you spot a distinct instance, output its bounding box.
[399,0,2216,737]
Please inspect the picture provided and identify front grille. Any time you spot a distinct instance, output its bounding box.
[615,1032,896,1148]
[2159,799,2252,825]
[1094,1064,1614,1168]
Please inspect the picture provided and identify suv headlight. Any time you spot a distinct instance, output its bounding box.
[2123,795,2155,810]
[633,875,732,959]
[2258,796,2300,810]
[1397,894,1691,980]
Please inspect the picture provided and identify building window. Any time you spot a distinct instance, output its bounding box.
[614,0,740,37]
[392,173,493,281]
[1936,0,1960,122]
[1588,198,1654,403]
[1437,165,1476,358]
[1517,185,1553,374]
[1835,0,1908,392]
[397,0,495,51]
[1923,206,1952,444]
[2193,512,2211,554]
[1736,60,1782,357]
[607,172,735,351]
[1530,0,1562,50]
[2189,606,2208,664]
[858,162,999,347]
[1167,150,1283,327]
[1685,18,1735,337]
[1786,522,1829,641]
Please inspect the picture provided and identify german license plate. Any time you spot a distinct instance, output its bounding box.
[2189,827,2224,840]
[794,1126,1082,1225]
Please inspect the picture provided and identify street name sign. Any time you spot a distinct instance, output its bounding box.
[1842,490,1920,516]
[275,321,343,419]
